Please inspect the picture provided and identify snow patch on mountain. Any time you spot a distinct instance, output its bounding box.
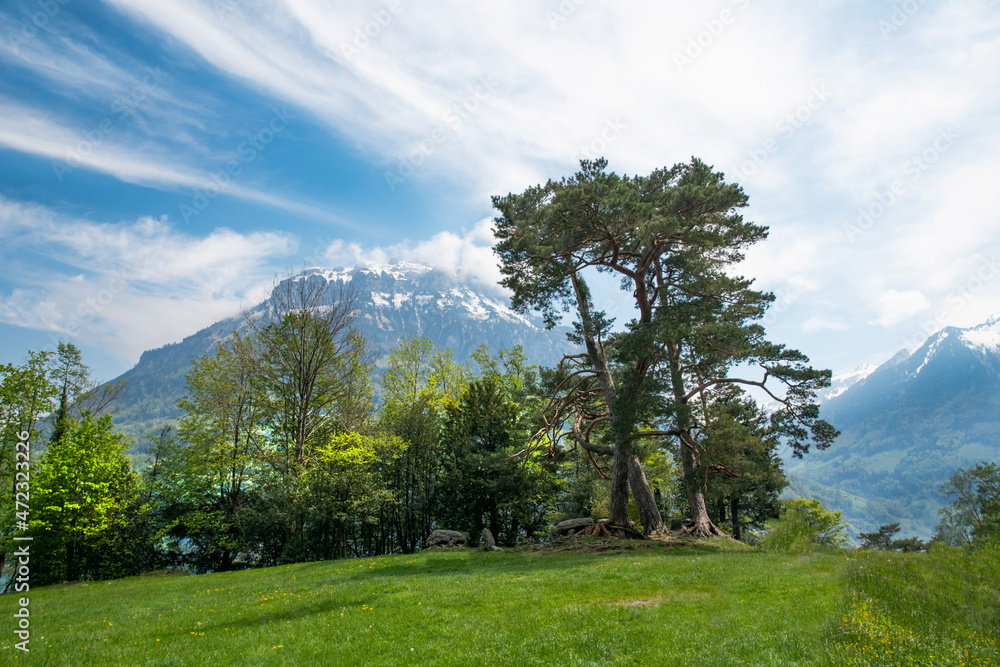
[460,291,490,321]
[913,331,949,377]
[959,316,1000,354]
[295,262,435,284]
[358,261,433,281]
[296,266,355,283]
[822,363,878,401]
[482,295,532,327]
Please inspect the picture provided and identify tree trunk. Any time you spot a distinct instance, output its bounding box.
[607,444,632,527]
[686,486,722,538]
[66,537,78,582]
[220,548,233,572]
[666,341,722,540]
[629,455,665,534]
[570,271,663,530]
[681,435,723,538]
[489,500,499,545]
[730,496,741,541]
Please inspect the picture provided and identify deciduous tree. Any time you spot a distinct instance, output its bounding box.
[248,275,373,474]
[243,274,374,561]
[378,336,468,552]
[160,333,267,571]
[936,462,1000,548]
[32,413,143,583]
[0,351,56,591]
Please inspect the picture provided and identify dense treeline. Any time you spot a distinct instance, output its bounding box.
[7,329,988,587]
[0,328,783,585]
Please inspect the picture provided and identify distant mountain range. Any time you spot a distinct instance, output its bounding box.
[108,263,570,449]
[787,317,1000,540]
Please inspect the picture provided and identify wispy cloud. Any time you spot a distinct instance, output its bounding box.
[0,196,298,364]
[0,98,353,225]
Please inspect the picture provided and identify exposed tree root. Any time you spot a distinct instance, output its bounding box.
[578,520,646,540]
[680,518,727,539]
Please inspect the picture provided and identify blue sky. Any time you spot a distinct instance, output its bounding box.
[1,0,999,383]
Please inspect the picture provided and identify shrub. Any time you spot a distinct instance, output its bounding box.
[760,498,848,552]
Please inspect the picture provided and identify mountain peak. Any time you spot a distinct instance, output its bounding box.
[791,313,1000,540]
[825,314,1000,421]
[291,262,435,285]
[957,316,1000,354]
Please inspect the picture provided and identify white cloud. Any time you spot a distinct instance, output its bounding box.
[2,0,999,378]
[98,1,854,194]
[802,315,850,333]
[323,217,503,289]
[100,1,1000,306]
[870,289,931,327]
[0,197,297,364]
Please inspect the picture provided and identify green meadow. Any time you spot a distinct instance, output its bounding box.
[2,541,997,666]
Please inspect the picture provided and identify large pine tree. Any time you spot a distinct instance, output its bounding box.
[493,158,836,537]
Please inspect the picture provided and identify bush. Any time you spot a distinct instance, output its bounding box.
[760,498,848,552]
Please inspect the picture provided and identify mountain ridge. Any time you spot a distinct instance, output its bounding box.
[788,315,1000,539]
[108,263,571,447]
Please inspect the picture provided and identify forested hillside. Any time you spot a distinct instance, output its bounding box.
[787,318,1000,538]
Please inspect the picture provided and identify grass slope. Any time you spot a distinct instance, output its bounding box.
[828,545,999,665]
[1,541,996,665]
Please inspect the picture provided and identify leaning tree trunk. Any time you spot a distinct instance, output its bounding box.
[573,272,631,527]
[570,271,664,532]
[629,454,665,534]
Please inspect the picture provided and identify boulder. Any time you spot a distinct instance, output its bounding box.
[481,528,502,551]
[551,517,595,537]
[425,530,468,548]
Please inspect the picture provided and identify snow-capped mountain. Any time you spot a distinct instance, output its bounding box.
[820,363,878,402]
[823,316,1000,430]
[107,264,570,441]
[788,315,1000,539]
[265,264,551,361]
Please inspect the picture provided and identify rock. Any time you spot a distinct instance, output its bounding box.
[551,517,595,537]
[670,517,688,531]
[481,528,502,551]
[425,530,468,548]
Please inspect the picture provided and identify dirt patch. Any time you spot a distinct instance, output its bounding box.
[605,590,710,607]
[608,598,661,607]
